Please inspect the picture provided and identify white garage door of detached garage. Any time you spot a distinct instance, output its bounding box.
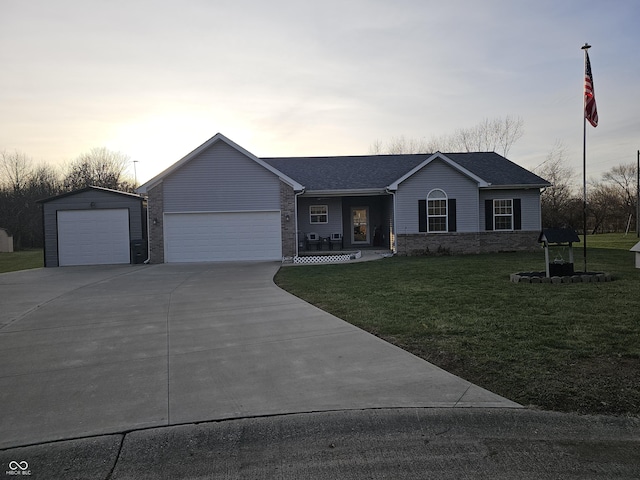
[57,209,131,266]
[164,211,282,263]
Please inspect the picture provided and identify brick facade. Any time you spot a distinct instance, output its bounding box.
[280,181,296,258]
[396,231,540,256]
[147,183,164,264]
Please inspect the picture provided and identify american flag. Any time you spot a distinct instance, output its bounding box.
[584,51,598,127]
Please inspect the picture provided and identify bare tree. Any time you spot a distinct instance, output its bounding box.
[602,163,637,217]
[28,163,62,198]
[0,150,63,249]
[369,139,384,155]
[533,141,578,228]
[585,162,638,233]
[370,135,433,155]
[63,147,135,191]
[498,115,526,157]
[452,116,525,157]
[588,182,622,233]
[0,151,34,247]
[370,116,524,157]
[0,150,33,193]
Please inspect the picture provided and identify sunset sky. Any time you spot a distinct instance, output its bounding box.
[1,0,638,185]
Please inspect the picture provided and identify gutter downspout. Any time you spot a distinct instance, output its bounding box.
[143,196,151,264]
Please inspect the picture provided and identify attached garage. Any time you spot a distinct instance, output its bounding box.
[164,211,282,263]
[137,134,303,264]
[39,186,146,267]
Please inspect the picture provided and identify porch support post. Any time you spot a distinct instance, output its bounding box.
[294,190,304,257]
[387,188,398,254]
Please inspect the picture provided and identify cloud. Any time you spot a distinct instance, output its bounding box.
[0,0,638,182]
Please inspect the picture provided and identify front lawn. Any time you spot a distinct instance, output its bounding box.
[586,232,640,250]
[275,243,640,415]
[0,250,44,273]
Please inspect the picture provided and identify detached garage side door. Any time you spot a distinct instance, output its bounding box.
[57,209,131,266]
[164,211,281,263]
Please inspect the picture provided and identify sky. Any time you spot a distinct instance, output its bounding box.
[1,0,638,185]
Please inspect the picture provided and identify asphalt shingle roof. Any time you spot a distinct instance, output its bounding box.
[263,155,427,191]
[443,152,550,187]
[263,152,549,191]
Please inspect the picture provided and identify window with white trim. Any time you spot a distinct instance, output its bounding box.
[494,199,513,230]
[427,189,448,232]
[310,205,328,224]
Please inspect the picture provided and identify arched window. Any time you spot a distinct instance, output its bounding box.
[427,189,448,232]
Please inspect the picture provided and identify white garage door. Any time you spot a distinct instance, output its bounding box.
[57,209,131,266]
[164,211,282,263]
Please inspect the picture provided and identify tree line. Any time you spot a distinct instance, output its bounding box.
[0,148,136,250]
[370,115,525,157]
[533,142,638,235]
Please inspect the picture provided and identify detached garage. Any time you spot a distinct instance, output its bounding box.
[39,186,146,267]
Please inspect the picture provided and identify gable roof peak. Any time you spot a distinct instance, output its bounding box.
[136,133,303,194]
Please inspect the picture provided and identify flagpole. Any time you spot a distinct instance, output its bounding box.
[581,43,590,273]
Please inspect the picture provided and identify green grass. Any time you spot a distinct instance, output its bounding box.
[0,250,44,273]
[275,244,640,415]
[587,232,640,250]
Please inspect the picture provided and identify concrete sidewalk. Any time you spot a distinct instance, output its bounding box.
[0,262,518,450]
[1,408,638,479]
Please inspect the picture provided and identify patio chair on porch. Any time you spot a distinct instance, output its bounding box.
[329,233,343,250]
[306,232,321,250]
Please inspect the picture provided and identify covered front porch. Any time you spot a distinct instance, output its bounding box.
[295,194,394,254]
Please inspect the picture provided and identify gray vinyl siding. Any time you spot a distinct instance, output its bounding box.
[163,141,281,212]
[479,189,542,231]
[297,197,343,238]
[395,159,479,234]
[41,190,143,267]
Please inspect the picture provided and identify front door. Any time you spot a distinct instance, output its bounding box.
[351,207,369,244]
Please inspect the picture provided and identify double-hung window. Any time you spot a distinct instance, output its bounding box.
[310,205,328,224]
[494,199,513,230]
[427,189,448,232]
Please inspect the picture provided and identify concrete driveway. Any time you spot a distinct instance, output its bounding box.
[0,262,518,449]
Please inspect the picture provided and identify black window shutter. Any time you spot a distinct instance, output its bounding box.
[514,198,522,230]
[419,200,427,232]
[484,199,493,231]
[448,199,457,232]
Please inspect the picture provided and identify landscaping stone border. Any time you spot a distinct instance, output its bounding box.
[510,272,612,284]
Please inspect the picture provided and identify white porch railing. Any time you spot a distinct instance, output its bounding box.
[291,251,362,264]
